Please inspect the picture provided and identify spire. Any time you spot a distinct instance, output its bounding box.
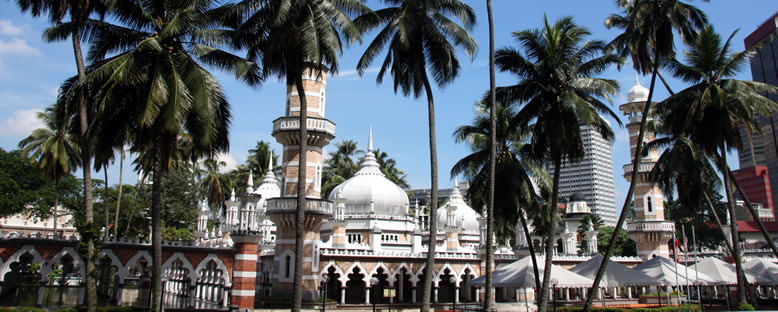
[356,127,383,176]
[261,153,278,184]
[247,169,254,188]
[635,73,641,87]
[230,188,236,201]
[368,126,374,153]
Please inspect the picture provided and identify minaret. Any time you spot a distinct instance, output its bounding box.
[266,66,335,301]
[621,76,675,259]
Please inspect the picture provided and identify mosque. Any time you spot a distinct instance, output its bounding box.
[0,72,676,310]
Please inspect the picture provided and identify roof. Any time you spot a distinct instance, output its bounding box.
[736,221,778,232]
[744,13,778,48]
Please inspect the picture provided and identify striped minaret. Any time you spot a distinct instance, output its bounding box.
[267,66,335,301]
[230,233,261,309]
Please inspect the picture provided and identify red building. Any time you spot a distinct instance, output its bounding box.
[733,166,775,220]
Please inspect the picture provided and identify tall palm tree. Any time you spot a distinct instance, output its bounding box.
[371,148,409,189]
[584,2,709,310]
[81,1,259,310]
[354,1,476,309]
[496,16,622,311]
[451,100,551,292]
[200,158,232,212]
[18,106,81,238]
[656,27,778,305]
[17,1,109,310]
[485,0,497,308]
[233,1,368,309]
[247,140,277,178]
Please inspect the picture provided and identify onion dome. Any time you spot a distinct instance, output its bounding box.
[628,75,649,103]
[437,178,480,233]
[328,128,410,216]
[253,155,280,199]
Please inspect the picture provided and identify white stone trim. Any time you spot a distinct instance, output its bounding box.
[233,271,256,278]
[232,289,256,296]
[161,253,198,285]
[194,253,232,287]
[281,161,322,167]
[283,178,315,183]
[235,254,258,261]
[284,146,323,153]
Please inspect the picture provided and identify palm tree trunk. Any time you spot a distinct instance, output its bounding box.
[72,29,96,312]
[53,177,59,237]
[720,147,749,305]
[114,147,124,238]
[151,139,164,312]
[725,167,778,257]
[104,165,110,239]
[703,191,735,256]
[485,0,496,310]
[519,208,541,291]
[421,77,439,312]
[538,155,562,312]
[292,75,308,312]
[584,59,659,312]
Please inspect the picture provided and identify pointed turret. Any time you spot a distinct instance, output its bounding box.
[246,169,254,193]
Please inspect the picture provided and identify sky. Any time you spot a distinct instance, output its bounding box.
[1,1,777,213]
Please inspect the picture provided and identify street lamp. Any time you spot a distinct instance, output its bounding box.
[370,277,379,312]
[551,278,558,312]
[320,274,329,312]
[449,275,457,312]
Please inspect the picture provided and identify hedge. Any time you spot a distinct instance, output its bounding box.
[57,307,147,312]
[0,308,47,312]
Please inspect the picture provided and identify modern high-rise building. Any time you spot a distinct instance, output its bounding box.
[737,13,778,204]
[555,122,619,226]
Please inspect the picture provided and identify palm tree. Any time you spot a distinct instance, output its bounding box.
[584,2,709,310]
[247,141,277,178]
[233,1,368,309]
[451,99,551,292]
[17,1,109,309]
[496,16,622,311]
[81,1,259,310]
[322,139,363,197]
[485,0,497,308]
[354,1,476,309]
[200,158,232,212]
[18,106,81,238]
[371,148,409,189]
[655,27,778,305]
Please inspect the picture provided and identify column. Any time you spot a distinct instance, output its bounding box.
[365,288,371,304]
[455,288,460,303]
[230,232,261,310]
[340,287,346,304]
[412,287,417,303]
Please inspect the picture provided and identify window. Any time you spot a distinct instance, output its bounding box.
[285,255,291,278]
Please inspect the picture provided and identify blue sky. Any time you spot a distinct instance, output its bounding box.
[0,1,776,212]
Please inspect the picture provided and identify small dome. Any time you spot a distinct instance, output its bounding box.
[628,75,649,103]
[253,157,280,199]
[329,129,409,216]
[437,178,480,233]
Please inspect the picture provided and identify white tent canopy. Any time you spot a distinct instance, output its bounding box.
[633,256,717,285]
[694,257,771,285]
[570,254,658,287]
[743,258,778,284]
[469,256,593,288]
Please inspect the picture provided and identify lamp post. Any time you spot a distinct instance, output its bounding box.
[551,279,558,312]
[370,277,379,312]
[449,275,457,312]
[320,274,329,312]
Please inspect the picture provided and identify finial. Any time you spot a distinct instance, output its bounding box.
[635,74,641,86]
[247,169,254,187]
[231,188,236,201]
[454,176,459,188]
[368,126,374,153]
[268,153,273,171]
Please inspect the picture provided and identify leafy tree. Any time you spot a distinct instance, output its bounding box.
[18,106,81,236]
[233,0,368,309]
[596,226,636,257]
[200,159,233,212]
[656,27,778,304]
[496,16,621,311]
[0,149,60,218]
[354,1,476,309]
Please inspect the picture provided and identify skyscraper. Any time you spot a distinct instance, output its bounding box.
[737,13,778,206]
[556,122,619,226]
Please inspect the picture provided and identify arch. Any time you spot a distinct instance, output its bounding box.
[277,249,295,283]
[125,250,152,271]
[387,262,412,284]
[319,87,326,115]
[0,245,45,280]
[193,254,230,287]
[320,261,347,285]
[41,247,85,282]
[368,261,391,281]
[458,263,479,279]
[344,261,369,284]
[437,263,457,285]
[97,250,128,283]
[163,253,198,286]
[344,265,367,304]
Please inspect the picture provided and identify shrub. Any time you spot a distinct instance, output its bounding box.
[0,308,47,312]
[553,307,626,312]
[630,304,699,312]
[57,307,147,312]
[738,302,755,311]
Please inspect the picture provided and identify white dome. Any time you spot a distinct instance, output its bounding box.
[437,179,480,233]
[253,158,281,199]
[628,76,649,103]
[328,129,409,216]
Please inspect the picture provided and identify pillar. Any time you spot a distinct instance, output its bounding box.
[230,232,261,310]
[340,287,346,304]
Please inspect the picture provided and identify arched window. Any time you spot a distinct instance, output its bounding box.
[315,164,322,192]
[646,197,653,213]
[285,255,291,278]
[319,88,326,116]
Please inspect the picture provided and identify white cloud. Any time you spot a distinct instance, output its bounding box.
[215,152,238,173]
[0,20,24,36]
[0,38,41,56]
[332,67,379,80]
[0,108,44,137]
